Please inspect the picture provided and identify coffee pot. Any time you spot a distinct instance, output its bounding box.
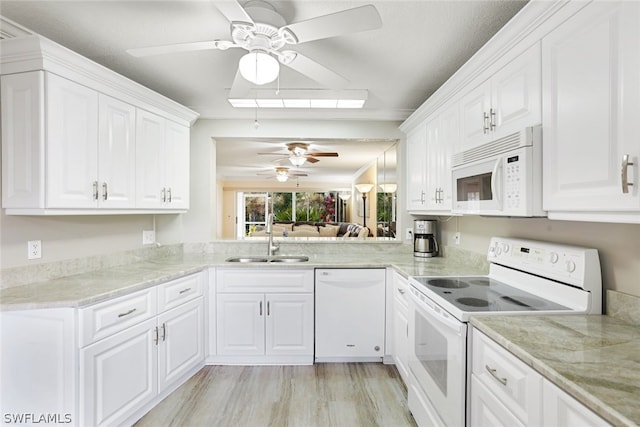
[413,220,438,258]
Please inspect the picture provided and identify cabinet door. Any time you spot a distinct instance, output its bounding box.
[157,298,204,392]
[542,1,640,214]
[216,293,264,356]
[434,101,459,211]
[393,301,409,383]
[425,117,440,209]
[542,380,610,427]
[164,120,190,210]
[98,95,136,208]
[46,73,99,208]
[405,120,428,211]
[461,79,492,151]
[470,375,526,427]
[265,293,313,356]
[1,71,45,209]
[135,109,165,208]
[80,318,157,427]
[492,43,541,138]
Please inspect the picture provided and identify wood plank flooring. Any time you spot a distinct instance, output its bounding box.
[135,363,417,427]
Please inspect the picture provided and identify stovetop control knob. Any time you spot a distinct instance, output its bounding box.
[495,246,502,255]
[549,251,559,264]
[502,243,510,253]
[565,260,576,273]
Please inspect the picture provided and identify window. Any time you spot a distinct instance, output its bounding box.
[237,191,341,238]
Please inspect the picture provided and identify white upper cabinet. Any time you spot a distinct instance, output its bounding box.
[405,101,459,214]
[461,43,541,151]
[427,101,459,212]
[405,119,428,211]
[136,110,190,210]
[98,94,137,208]
[0,34,198,215]
[46,73,99,208]
[542,1,640,222]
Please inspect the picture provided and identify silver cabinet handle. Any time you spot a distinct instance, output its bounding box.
[490,108,497,130]
[622,154,634,194]
[483,112,490,134]
[179,287,191,294]
[154,326,159,345]
[102,182,108,201]
[485,365,508,386]
[420,191,426,204]
[167,187,172,203]
[267,301,270,316]
[93,181,99,201]
[259,300,263,316]
[161,187,166,203]
[118,308,137,318]
[161,323,167,341]
[397,288,406,295]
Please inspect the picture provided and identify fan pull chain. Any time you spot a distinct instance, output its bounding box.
[276,73,280,95]
[254,106,259,129]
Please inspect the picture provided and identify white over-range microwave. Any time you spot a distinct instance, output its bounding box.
[451,125,545,217]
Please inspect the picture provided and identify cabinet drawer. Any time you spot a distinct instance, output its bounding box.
[393,273,409,313]
[472,328,542,426]
[157,272,203,312]
[79,287,157,347]
[216,269,314,293]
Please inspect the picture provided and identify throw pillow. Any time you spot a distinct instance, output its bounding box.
[319,225,339,237]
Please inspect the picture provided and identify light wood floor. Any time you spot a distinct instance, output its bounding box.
[135,363,417,427]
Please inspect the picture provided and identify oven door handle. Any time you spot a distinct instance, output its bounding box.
[411,292,464,335]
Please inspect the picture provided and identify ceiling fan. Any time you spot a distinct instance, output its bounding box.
[258,142,338,166]
[126,0,382,95]
[257,166,307,182]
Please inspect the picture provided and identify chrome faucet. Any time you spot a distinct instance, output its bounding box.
[265,213,280,256]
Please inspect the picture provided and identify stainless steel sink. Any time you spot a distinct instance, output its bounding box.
[225,255,309,263]
[225,256,269,263]
[269,256,309,263]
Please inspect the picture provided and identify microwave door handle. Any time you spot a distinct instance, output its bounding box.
[491,158,503,206]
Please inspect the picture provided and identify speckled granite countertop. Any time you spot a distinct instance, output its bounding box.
[471,315,640,427]
[0,251,487,311]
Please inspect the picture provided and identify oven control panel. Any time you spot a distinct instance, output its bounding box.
[487,237,600,289]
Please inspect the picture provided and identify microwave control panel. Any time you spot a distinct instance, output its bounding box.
[503,152,528,212]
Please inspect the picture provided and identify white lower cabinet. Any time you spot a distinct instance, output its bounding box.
[471,328,611,427]
[214,269,314,364]
[392,272,410,384]
[80,290,204,426]
[0,272,205,427]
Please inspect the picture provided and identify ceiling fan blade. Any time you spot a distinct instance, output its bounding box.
[282,5,382,44]
[289,172,308,177]
[305,157,320,164]
[214,0,254,25]
[307,152,338,157]
[284,52,349,89]
[229,67,253,98]
[127,40,222,57]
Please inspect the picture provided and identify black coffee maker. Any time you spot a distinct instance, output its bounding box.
[413,220,438,258]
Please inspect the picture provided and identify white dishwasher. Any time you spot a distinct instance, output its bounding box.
[315,268,386,362]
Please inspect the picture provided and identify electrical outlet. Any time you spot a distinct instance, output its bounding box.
[142,230,155,245]
[454,232,461,245]
[405,228,413,241]
[28,240,42,259]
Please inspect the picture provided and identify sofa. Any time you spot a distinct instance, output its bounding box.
[250,221,370,238]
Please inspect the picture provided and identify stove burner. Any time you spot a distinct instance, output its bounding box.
[456,297,489,307]
[501,296,547,308]
[427,278,470,289]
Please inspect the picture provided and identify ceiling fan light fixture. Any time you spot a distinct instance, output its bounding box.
[289,156,307,167]
[239,51,279,85]
[275,167,289,182]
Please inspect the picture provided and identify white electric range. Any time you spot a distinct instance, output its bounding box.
[406,237,602,427]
